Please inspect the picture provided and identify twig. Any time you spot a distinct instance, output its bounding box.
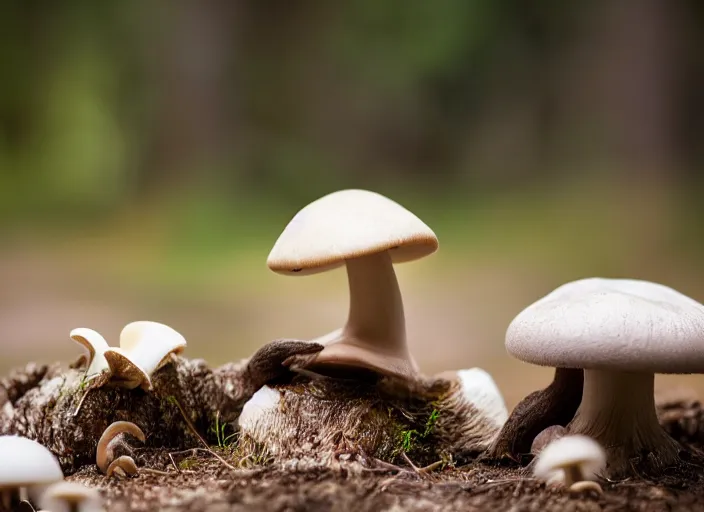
[170,396,238,472]
[400,452,443,475]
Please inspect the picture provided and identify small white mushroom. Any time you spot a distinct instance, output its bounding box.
[533,434,606,490]
[37,481,104,512]
[96,421,145,475]
[0,436,64,509]
[104,321,187,390]
[238,386,282,450]
[70,328,110,379]
[70,321,187,392]
[455,368,508,428]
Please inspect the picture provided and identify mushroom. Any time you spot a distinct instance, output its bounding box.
[530,425,567,456]
[71,321,186,392]
[533,435,605,494]
[0,435,63,509]
[106,456,139,479]
[506,277,704,477]
[70,328,110,379]
[267,189,438,381]
[37,481,104,512]
[96,421,145,475]
[453,368,508,428]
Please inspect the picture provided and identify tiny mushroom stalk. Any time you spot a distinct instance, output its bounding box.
[37,481,104,512]
[533,435,606,494]
[506,277,704,477]
[0,436,64,509]
[267,189,439,381]
[96,421,145,475]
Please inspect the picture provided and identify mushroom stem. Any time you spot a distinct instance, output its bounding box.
[563,465,583,487]
[567,370,681,477]
[343,251,406,351]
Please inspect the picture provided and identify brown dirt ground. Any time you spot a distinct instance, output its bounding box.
[68,452,704,512]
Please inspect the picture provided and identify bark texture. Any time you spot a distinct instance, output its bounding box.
[0,340,324,473]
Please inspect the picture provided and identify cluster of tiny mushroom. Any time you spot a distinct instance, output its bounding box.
[3,188,704,509]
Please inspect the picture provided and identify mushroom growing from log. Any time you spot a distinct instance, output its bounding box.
[496,277,704,477]
[72,321,187,391]
[267,189,438,382]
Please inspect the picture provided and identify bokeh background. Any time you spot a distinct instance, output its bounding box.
[1,0,703,408]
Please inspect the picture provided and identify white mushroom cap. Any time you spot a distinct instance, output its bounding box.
[37,481,103,512]
[238,386,282,451]
[0,436,63,487]
[119,321,187,372]
[238,386,282,433]
[506,278,704,372]
[267,189,438,276]
[533,434,606,483]
[70,328,110,377]
[103,321,187,389]
[455,368,508,428]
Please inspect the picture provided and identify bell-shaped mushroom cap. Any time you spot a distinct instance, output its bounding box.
[37,481,103,512]
[533,435,606,481]
[70,328,110,377]
[506,278,704,372]
[0,436,63,487]
[267,189,439,275]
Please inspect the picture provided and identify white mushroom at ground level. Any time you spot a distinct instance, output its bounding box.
[533,434,605,486]
[0,435,64,509]
[37,481,104,512]
[455,368,508,428]
[237,386,282,451]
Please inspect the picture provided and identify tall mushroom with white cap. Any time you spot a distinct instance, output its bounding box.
[505,277,704,477]
[267,189,438,381]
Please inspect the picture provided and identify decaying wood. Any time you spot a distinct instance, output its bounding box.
[0,340,324,473]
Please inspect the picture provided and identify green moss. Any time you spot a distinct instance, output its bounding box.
[178,458,195,470]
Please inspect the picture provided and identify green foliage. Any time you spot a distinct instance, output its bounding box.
[395,408,441,455]
[209,411,238,449]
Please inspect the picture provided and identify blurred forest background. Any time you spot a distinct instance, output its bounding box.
[1,0,704,406]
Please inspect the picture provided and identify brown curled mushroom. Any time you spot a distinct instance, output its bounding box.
[106,456,139,479]
[96,421,145,474]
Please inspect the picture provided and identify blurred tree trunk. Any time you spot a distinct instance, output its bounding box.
[139,0,239,194]
[558,0,685,179]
